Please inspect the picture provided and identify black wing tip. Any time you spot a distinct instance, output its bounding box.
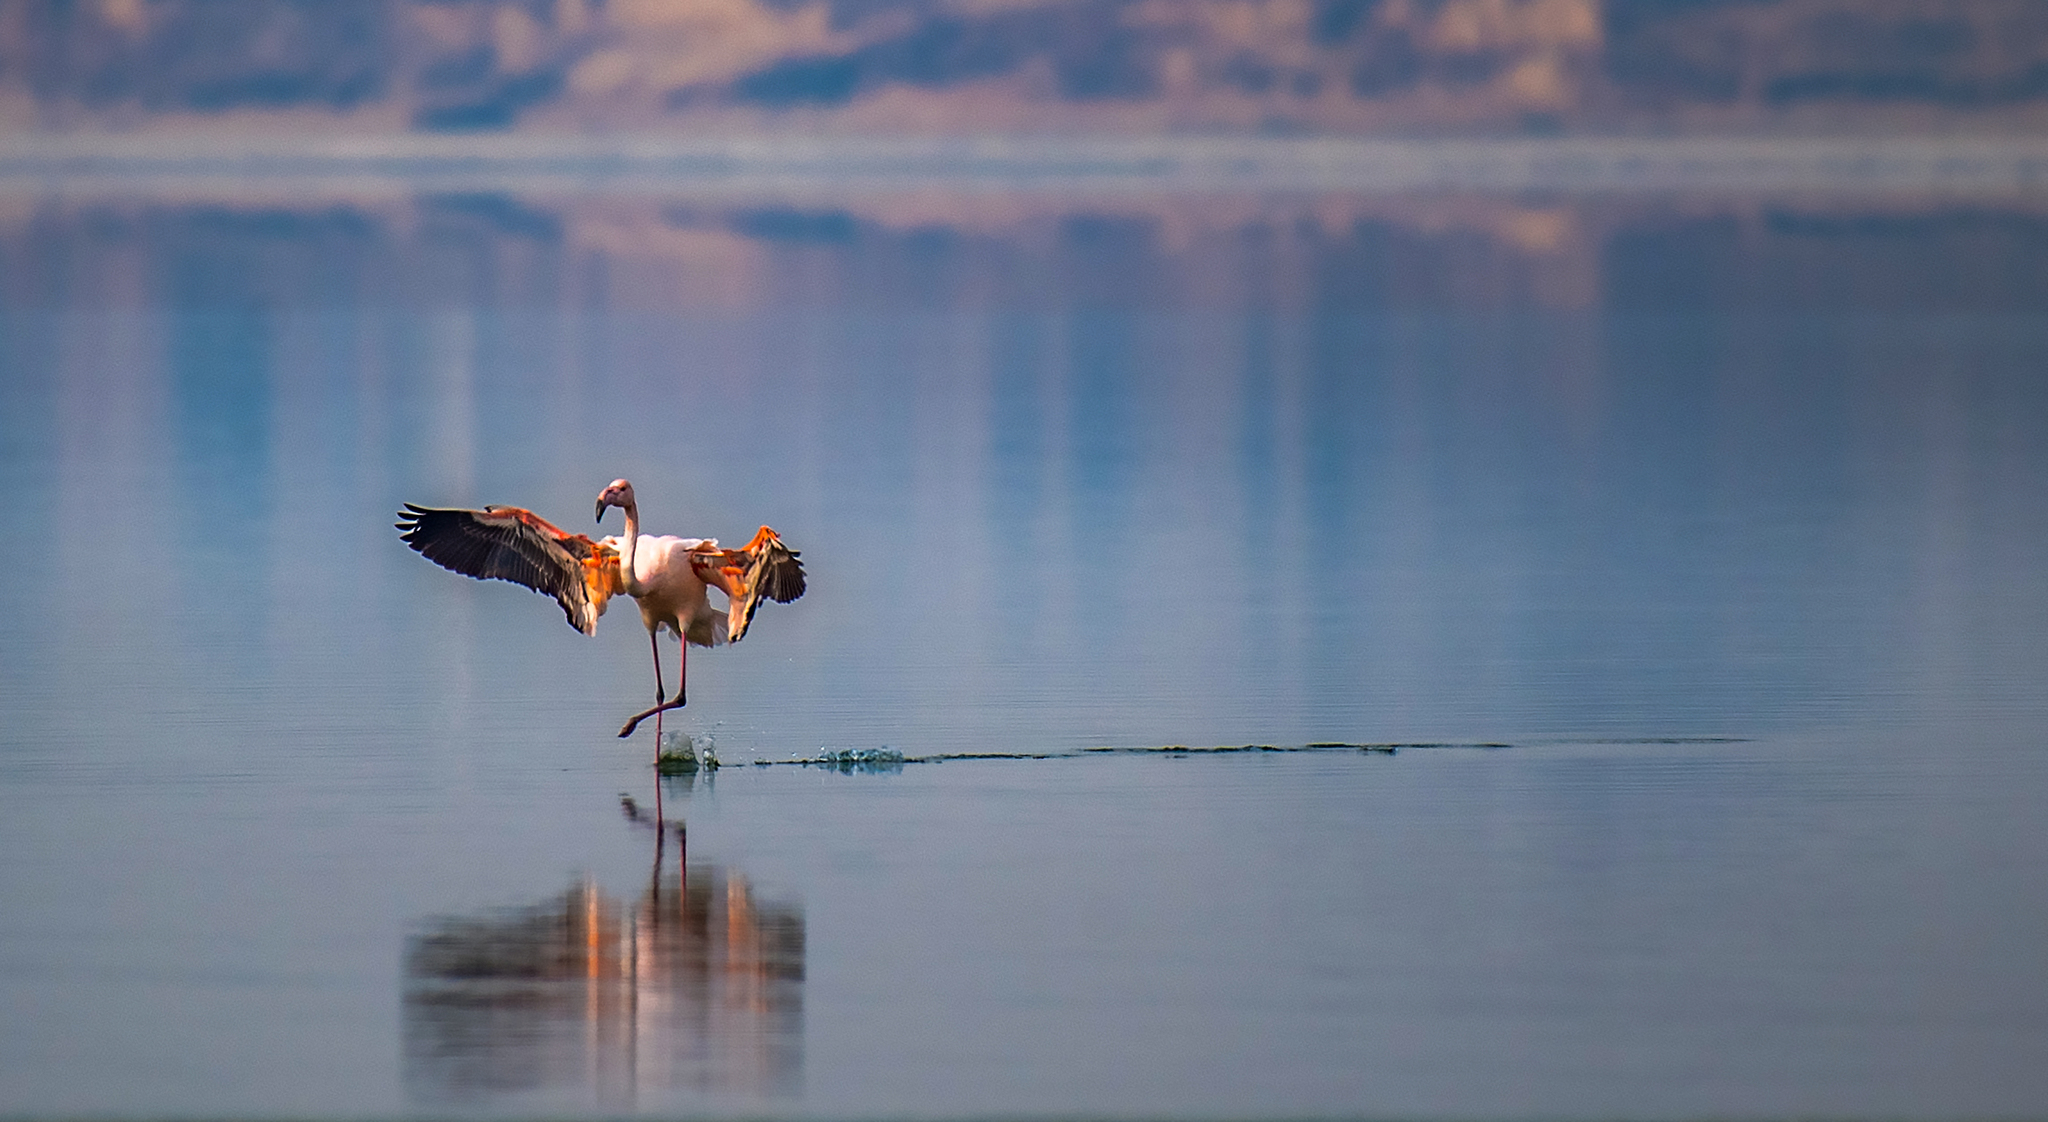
[395,508,434,547]
[396,502,448,536]
[765,551,806,603]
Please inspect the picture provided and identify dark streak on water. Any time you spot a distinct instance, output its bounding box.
[779,742,1492,768]
[776,738,1736,769]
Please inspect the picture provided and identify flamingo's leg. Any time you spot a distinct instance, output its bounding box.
[619,697,689,739]
[620,639,689,739]
[652,631,665,823]
[652,629,667,749]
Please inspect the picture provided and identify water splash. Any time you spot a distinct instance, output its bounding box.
[656,731,721,774]
[793,747,907,774]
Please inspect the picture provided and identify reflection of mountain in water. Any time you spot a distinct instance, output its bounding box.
[403,864,803,1109]
[13,190,2048,315]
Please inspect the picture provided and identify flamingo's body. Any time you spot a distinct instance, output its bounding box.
[607,528,731,651]
[395,480,805,814]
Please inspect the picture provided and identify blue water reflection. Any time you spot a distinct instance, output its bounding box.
[0,185,2045,1116]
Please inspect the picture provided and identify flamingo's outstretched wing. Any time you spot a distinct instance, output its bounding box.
[396,504,621,635]
[692,526,806,643]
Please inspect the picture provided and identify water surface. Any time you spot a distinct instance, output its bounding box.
[0,176,2045,1117]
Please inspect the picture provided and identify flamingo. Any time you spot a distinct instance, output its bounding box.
[395,479,805,814]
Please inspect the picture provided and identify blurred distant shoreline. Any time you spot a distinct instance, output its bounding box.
[11,2,2048,144]
[5,133,2048,195]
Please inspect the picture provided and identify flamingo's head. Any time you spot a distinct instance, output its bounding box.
[595,478,635,523]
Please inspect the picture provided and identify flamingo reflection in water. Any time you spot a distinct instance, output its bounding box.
[397,479,805,817]
[403,842,804,1108]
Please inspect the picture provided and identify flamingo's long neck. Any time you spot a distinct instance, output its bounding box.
[617,500,643,595]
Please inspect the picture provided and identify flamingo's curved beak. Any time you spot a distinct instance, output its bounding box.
[595,497,609,524]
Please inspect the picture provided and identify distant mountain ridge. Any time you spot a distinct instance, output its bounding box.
[6,0,2048,134]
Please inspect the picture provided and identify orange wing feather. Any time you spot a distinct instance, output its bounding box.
[691,525,806,643]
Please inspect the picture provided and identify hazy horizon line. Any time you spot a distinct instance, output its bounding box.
[5,132,2048,195]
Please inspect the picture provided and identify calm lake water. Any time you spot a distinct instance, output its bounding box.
[1,170,2046,1117]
